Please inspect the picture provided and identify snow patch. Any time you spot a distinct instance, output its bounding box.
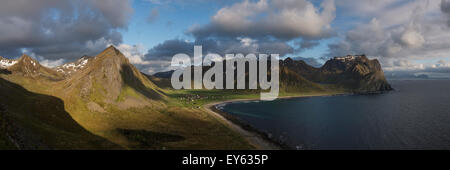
[0,58,17,68]
[55,57,90,75]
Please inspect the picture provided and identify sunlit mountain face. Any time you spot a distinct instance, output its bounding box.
[0,0,449,152]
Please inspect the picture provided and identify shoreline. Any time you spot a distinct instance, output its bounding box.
[203,93,345,150]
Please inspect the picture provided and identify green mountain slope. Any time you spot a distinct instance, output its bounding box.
[0,46,392,150]
[0,46,253,149]
[0,77,121,149]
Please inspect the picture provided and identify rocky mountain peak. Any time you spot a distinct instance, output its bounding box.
[281,57,319,76]
[10,54,41,74]
[18,54,39,67]
[62,46,163,108]
[100,45,123,57]
[5,54,63,80]
[55,55,94,77]
[284,57,294,63]
[278,55,392,93]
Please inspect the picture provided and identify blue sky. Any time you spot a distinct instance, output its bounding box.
[121,0,216,49]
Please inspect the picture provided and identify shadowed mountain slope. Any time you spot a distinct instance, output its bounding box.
[0,77,121,149]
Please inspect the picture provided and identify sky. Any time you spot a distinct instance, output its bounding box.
[1,0,450,77]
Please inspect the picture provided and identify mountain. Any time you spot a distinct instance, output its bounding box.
[0,46,168,149]
[60,46,165,112]
[385,72,431,80]
[0,47,392,150]
[153,70,174,79]
[321,55,391,92]
[55,55,94,77]
[0,46,253,150]
[149,61,325,93]
[153,55,392,93]
[0,56,17,69]
[281,57,319,76]
[282,55,392,93]
[0,77,120,149]
[6,55,63,80]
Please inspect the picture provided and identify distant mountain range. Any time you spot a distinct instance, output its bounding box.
[153,55,392,93]
[0,47,391,149]
[385,72,431,80]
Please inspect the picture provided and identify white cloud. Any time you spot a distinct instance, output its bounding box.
[189,0,336,40]
[325,0,450,78]
[237,37,258,48]
[400,28,425,48]
[382,59,425,71]
[212,0,269,30]
[0,0,132,60]
[381,57,450,73]
[329,0,448,59]
[40,58,65,68]
[336,0,397,16]
[432,59,450,68]
[116,44,151,65]
[144,60,173,74]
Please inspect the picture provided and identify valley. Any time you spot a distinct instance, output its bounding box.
[0,46,391,150]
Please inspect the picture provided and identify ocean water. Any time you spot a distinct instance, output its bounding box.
[219,80,450,149]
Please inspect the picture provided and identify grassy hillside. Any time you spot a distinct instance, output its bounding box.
[0,77,120,149]
[0,103,16,149]
[0,47,388,150]
[0,46,254,149]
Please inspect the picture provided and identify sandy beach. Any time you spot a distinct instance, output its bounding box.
[204,100,282,150]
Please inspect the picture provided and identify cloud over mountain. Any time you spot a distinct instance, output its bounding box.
[1,0,449,77]
[142,0,336,73]
[0,0,133,61]
[328,0,450,74]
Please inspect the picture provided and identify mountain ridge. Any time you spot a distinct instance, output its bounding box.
[61,46,165,104]
[55,55,94,77]
[7,54,63,80]
[0,46,172,149]
[152,55,392,93]
[0,46,392,150]
[282,55,392,92]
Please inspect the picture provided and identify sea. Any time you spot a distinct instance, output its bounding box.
[218,80,450,149]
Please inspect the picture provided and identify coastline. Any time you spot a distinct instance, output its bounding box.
[203,93,345,150]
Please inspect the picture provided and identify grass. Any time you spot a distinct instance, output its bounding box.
[0,76,121,149]
[54,74,254,149]
[0,71,346,150]
[0,112,17,150]
[164,86,347,109]
[61,99,254,149]
[0,48,357,150]
[116,85,141,102]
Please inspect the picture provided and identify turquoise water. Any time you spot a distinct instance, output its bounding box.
[219,80,450,149]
